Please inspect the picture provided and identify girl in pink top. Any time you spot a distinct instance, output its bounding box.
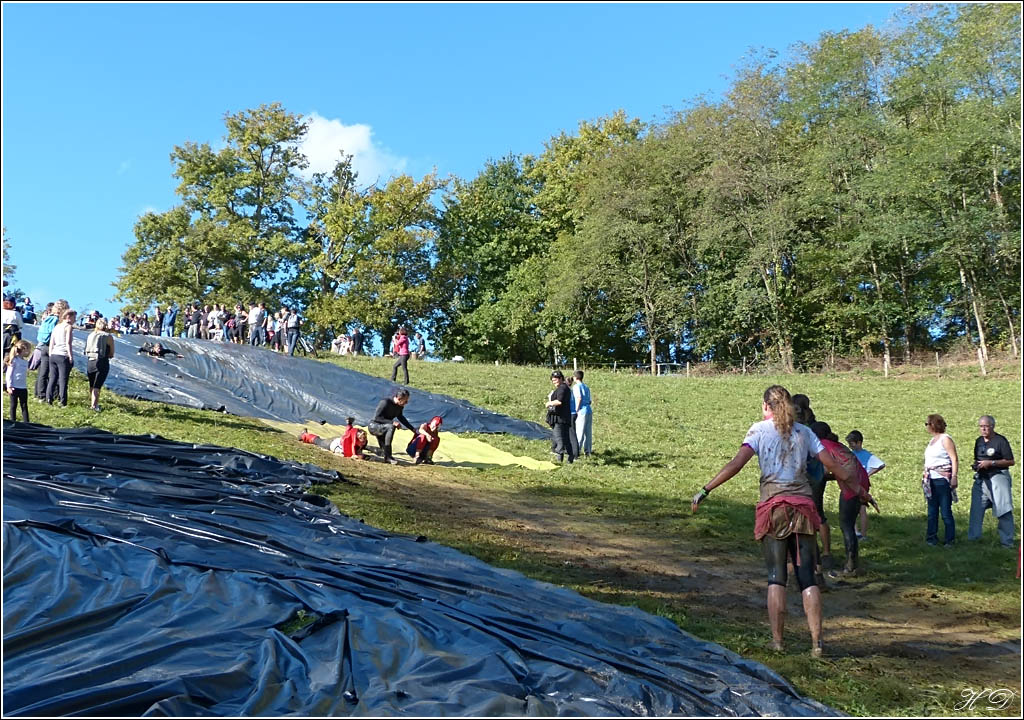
[390,326,411,384]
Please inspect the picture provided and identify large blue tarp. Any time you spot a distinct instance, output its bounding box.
[2,422,836,716]
[18,325,550,440]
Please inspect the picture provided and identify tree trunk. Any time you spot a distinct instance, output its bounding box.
[996,289,1020,358]
[649,338,657,376]
[958,259,989,361]
[870,255,893,374]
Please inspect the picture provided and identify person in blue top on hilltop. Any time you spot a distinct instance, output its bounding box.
[162,304,178,337]
[20,297,35,324]
[33,301,61,399]
[571,370,593,458]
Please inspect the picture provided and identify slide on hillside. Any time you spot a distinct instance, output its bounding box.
[19,326,550,440]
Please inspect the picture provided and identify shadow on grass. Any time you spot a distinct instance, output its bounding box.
[139,404,282,434]
[595,447,668,468]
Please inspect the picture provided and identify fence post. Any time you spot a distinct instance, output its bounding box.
[686,362,690,378]
[935,352,940,367]
[742,356,746,374]
[573,357,577,371]
[613,360,617,372]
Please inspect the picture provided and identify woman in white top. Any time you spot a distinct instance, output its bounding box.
[692,385,860,657]
[46,309,77,406]
[923,414,959,546]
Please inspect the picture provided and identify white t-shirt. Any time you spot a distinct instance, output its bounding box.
[2,308,24,330]
[852,449,885,475]
[743,419,824,501]
[924,435,952,477]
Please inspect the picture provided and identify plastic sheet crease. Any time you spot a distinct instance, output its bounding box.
[2,422,836,716]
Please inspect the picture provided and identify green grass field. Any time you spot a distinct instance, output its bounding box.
[5,352,1021,716]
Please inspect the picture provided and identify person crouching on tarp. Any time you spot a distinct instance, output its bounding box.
[299,417,368,459]
[368,388,416,465]
[407,416,443,464]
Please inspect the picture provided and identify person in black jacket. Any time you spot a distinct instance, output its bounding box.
[367,388,415,464]
[545,370,575,464]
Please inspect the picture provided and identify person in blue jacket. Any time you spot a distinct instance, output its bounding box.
[162,304,178,337]
[33,301,61,399]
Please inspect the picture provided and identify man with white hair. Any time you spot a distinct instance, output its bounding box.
[969,415,1016,548]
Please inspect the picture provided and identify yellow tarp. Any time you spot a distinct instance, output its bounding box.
[262,420,557,471]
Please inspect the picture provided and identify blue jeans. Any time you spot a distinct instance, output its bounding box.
[968,475,1016,547]
[926,478,956,545]
[286,328,299,356]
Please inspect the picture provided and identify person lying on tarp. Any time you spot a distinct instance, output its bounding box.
[407,415,443,465]
[368,388,415,464]
[137,342,184,359]
[299,418,368,459]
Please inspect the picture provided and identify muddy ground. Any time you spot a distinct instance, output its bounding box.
[334,463,1022,710]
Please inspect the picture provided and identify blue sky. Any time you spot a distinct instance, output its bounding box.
[2,2,905,319]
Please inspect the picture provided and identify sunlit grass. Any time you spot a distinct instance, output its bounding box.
[5,351,1020,716]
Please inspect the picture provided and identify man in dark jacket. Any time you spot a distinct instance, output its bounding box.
[367,388,416,464]
[545,370,575,464]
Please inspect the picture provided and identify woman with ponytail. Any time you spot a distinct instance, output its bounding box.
[691,385,865,657]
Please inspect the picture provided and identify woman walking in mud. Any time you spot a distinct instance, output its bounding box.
[692,385,863,657]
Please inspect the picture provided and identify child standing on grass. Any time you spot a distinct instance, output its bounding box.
[6,340,32,422]
[846,430,886,542]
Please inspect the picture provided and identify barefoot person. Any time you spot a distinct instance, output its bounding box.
[692,385,860,657]
[810,422,880,579]
[85,318,115,412]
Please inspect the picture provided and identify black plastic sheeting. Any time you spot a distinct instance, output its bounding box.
[18,325,549,440]
[2,422,836,717]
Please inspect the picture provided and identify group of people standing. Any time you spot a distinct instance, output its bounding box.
[2,298,116,419]
[155,302,305,355]
[922,413,1016,549]
[692,384,1016,658]
[545,370,594,464]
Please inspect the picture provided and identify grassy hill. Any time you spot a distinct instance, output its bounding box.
[6,351,1021,716]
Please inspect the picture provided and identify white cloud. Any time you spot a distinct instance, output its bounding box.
[299,112,407,187]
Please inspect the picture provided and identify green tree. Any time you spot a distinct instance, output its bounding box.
[434,156,546,360]
[115,103,308,311]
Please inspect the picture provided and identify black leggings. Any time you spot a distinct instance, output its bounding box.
[34,344,50,398]
[368,421,398,458]
[87,357,110,390]
[552,421,575,462]
[838,495,860,567]
[46,355,72,406]
[762,533,817,590]
[391,354,410,384]
[9,387,28,421]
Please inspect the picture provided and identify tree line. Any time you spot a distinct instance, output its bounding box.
[114,4,1020,372]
